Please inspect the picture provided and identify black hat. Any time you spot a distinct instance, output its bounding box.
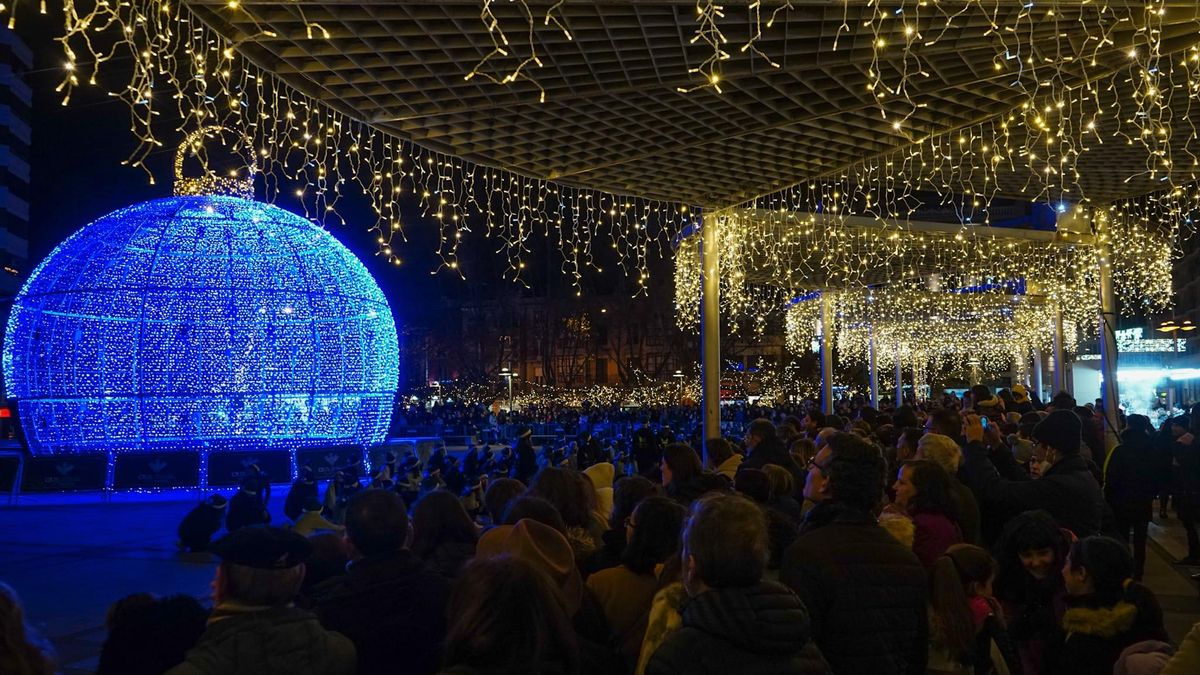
[299,466,314,482]
[210,526,312,569]
[206,494,228,509]
[1019,411,1045,435]
[517,427,532,439]
[1032,409,1082,455]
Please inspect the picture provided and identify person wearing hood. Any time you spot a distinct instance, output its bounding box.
[645,493,831,675]
[960,410,1104,539]
[971,384,1007,419]
[583,461,616,532]
[511,426,539,485]
[285,467,318,523]
[1104,415,1163,580]
[177,494,228,552]
[1051,536,1168,675]
[1011,384,1036,415]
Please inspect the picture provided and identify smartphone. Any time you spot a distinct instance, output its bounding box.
[980,416,989,429]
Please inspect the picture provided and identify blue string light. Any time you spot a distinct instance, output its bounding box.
[3,195,399,457]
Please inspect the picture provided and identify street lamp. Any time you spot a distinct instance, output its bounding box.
[673,369,684,404]
[499,366,514,412]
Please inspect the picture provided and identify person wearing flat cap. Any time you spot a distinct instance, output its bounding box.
[166,526,356,675]
[959,408,1105,539]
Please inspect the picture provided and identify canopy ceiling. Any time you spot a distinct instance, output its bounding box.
[186,1,1200,208]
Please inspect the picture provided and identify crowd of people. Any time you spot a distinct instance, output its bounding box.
[5,384,1200,674]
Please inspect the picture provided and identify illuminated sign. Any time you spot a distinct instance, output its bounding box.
[1077,327,1186,360]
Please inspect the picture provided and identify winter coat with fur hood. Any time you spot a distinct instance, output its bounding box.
[1048,582,1167,675]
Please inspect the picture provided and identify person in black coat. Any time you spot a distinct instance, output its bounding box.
[646,494,830,675]
[511,427,539,484]
[177,495,228,552]
[960,410,1104,539]
[284,467,318,523]
[740,418,806,499]
[780,432,928,675]
[308,490,449,675]
[225,471,271,533]
[1104,415,1163,579]
[1173,408,1200,563]
[1052,536,1168,675]
[633,419,662,477]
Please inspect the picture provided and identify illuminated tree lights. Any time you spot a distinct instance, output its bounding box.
[2,196,399,455]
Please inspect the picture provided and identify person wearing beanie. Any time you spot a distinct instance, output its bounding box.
[177,495,229,552]
[960,409,1105,539]
[167,527,356,675]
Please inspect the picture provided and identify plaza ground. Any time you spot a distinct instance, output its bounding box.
[2,491,1199,674]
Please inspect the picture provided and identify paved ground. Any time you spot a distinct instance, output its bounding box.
[0,490,287,674]
[2,492,1199,674]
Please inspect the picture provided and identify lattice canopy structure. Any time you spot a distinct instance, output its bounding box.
[2,196,399,455]
[181,0,1200,206]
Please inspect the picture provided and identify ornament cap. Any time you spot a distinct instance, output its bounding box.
[174,126,256,199]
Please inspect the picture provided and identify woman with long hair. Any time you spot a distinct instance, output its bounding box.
[586,497,687,665]
[0,583,56,675]
[1052,536,1168,675]
[442,556,580,675]
[891,459,962,568]
[411,489,480,579]
[927,545,1021,675]
[661,443,727,506]
[992,510,1072,675]
[527,467,602,561]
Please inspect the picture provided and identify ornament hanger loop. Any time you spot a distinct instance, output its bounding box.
[174,126,257,199]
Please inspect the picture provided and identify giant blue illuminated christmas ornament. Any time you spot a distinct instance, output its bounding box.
[2,130,399,456]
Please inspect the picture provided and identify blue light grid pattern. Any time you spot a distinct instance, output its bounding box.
[3,196,399,455]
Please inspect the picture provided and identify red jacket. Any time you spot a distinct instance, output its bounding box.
[911,511,962,569]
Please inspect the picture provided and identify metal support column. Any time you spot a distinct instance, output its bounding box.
[701,215,722,464]
[1098,239,1121,452]
[1053,308,1067,396]
[868,325,879,410]
[895,347,903,405]
[1032,348,1044,401]
[820,291,834,414]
